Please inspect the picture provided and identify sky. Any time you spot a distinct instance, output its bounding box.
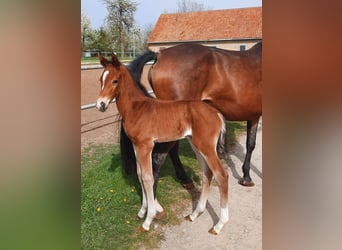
[81,0,262,29]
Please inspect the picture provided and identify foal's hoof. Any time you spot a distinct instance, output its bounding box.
[182,181,195,190]
[138,226,149,233]
[155,211,167,220]
[184,215,193,221]
[239,178,255,187]
[208,227,218,235]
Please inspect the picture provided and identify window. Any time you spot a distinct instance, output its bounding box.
[240,45,246,51]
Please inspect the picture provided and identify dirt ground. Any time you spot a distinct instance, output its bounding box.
[81,67,262,249]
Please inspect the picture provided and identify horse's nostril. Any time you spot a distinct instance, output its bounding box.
[100,102,105,108]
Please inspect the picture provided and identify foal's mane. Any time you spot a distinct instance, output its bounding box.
[127,50,157,97]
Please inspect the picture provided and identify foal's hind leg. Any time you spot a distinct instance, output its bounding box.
[239,117,260,186]
[191,137,229,234]
[185,146,212,221]
[206,154,229,235]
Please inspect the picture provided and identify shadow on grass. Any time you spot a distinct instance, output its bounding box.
[107,151,143,197]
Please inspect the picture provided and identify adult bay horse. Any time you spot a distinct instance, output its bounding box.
[96,53,229,234]
[122,42,262,187]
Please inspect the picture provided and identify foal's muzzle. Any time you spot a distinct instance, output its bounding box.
[96,100,108,112]
[100,101,106,110]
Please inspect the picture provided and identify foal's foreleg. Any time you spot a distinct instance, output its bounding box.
[134,144,158,231]
[137,150,165,220]
[136,162,147,219]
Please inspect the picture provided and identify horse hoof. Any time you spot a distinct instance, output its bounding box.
[138,226,149,233]
[239,179,255,187]
[184,215,193,221]
[208,227,218,235]
[155,211,167,220]
[182,182,195,190]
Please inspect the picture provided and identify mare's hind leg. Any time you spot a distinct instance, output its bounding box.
[169,142,194,189]
[239,117,260,186]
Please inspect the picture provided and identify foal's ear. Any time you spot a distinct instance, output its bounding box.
[98,52,108,67]
[111,53,120,68]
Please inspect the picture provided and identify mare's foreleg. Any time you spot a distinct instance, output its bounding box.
[151,150,167,219]
[169,141,194,189]
[240,117,260,186]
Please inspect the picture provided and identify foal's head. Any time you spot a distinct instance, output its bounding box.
[96,53,122,112]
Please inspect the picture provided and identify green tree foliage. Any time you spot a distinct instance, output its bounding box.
[90,27,113,52]
[101,0,138,55]
[81,10,94,51]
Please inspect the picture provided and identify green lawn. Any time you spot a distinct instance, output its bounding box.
[81,122,245,249]
[81,57,132,64]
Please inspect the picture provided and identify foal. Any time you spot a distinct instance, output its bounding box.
[96,53,229,234]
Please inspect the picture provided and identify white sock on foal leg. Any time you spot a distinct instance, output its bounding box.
[212,206,229,234]
[137,184,147,218]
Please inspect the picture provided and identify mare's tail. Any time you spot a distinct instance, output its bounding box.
[217,113,228,160]
[121,50,157,175]
[127,50,157,96]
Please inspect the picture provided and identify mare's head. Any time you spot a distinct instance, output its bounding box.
[96,53,122,112]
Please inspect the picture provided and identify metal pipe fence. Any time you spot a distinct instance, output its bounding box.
[81,90,154,110]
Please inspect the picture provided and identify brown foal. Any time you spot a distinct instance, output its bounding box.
[96,53,229,234]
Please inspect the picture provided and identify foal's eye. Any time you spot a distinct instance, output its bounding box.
[112,79,118,84]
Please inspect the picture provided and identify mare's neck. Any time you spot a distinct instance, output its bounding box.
[115,65,149,119]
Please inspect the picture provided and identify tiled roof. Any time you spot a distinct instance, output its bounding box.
[148,7,262,43]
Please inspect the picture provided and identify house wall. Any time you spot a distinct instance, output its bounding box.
[148,39,261,52]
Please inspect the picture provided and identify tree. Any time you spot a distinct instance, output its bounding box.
[176,0,210,13]
[81,10,94,51]
[101,0,138,56]
[90,27,113,52]
[140,23,154,51]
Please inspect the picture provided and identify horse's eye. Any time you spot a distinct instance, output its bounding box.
[112,79,118,84]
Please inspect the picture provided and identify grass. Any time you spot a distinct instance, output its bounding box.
[81,57,132,64]
[81,121,245,249]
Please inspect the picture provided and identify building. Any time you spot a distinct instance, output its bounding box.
[148,7,262,52]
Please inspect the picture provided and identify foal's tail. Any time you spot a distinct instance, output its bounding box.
[120,50,157,175]
[217,113,228,160]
